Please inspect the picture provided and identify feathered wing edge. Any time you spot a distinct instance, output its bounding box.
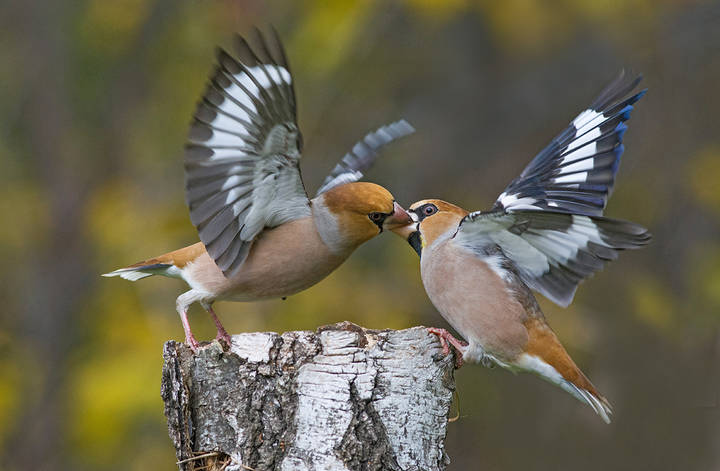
[458,210,651,307]
[184,29,307,277]
[496,71,646,216]
[316,120,415,196]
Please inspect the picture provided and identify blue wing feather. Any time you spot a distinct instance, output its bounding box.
[495,72,646,216]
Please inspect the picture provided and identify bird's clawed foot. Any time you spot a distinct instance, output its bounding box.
[214,327,233,348]
[206,305,232,349]
[427,327,468,369]
[185,332,201,353]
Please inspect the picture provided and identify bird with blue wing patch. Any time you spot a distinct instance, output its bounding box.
[104,29,415,351]
[392,73,650,423]
[496,71,646,215]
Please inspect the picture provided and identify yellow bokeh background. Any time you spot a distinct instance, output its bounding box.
[1,0,719,470]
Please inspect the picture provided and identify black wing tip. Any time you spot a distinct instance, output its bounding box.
[215,47,244,71]
[268,25,290,70]
[232,32,261,66]
[215,46,230,60]
[590,215,653,248]
[623,223,653,245]
[591,70,645,111]
[632,88,648,103]
[502,71,648,216]
[226,26,286,68]
[250,27,275,65]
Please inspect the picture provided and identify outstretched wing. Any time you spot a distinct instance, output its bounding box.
[456,73,650,306]
[495,72,646,216]
[185,29,310,277]
[456,210,651,307]
[316,120,415,196]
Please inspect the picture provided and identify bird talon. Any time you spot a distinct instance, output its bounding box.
[186,334,201,353]
[215,330,233,349]
[436,334,451,355]
[427,327,467,369]
[205,305,232,350]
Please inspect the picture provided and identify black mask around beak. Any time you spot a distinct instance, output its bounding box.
[407,230,422,257]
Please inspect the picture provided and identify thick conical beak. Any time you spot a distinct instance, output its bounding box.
[383,202,413,231]
[388,203,416,238]
[390,222,416,239]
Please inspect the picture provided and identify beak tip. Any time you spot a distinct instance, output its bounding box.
[385,202,415,234]
[394,203,412,222]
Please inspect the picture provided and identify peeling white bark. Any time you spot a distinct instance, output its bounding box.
[162,323,456,471]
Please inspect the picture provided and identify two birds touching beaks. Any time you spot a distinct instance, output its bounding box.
[103,29,651,424]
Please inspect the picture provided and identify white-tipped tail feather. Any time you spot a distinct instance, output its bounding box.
[102,268,154,281]
[514,353,612,424]
[102,263,181,282]
[565,383,612,424]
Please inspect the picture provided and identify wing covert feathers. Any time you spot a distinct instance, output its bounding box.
[458,210,650,306]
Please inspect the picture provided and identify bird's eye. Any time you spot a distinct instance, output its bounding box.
[369,212,385,222]
[423,205,437,216]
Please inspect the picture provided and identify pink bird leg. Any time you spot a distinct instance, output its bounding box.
[427,327,468,368]
[180,309,200,352]
[205,304,232,347]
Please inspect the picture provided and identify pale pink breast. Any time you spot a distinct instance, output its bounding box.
[420,240,529,360]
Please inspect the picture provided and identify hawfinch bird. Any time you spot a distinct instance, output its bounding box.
[103,30,413,350]
[394,73,650,423]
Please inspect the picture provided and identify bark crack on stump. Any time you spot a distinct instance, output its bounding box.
[336,379,400,470]
[161,323,455,471]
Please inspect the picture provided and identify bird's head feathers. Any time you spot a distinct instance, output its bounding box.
[395,199,469,255]
[316,182,411,249]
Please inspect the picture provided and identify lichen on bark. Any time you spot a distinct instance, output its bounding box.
[161,322,456,471]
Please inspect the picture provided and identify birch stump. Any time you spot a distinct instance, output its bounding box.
[161,322,456,471]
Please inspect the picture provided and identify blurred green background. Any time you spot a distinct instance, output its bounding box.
[1,0,719,469]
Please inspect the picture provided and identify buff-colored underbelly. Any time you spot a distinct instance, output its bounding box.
[184,218,347,302]
[421,241,529,360]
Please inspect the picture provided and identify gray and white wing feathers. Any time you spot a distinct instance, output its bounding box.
[185,30,310,277]
[456,210,650,307]
[456,73,650,306]
[316,120,415,196]
[495,72,646,216]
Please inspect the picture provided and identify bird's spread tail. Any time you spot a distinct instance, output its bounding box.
[102,244,205,281]
[515,352,613,423]
[517,318,613,423]
[561,377,613,424]
[102,261,175,281]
